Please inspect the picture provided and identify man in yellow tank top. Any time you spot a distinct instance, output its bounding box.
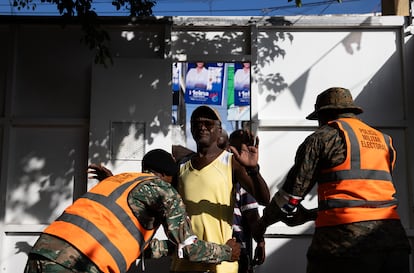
[171,105,270,273]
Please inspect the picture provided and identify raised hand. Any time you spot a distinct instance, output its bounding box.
[229,136,260,168]
[87,163,113,181]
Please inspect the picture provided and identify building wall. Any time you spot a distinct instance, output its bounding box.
[0,15,413,273]
[253,18,414,273]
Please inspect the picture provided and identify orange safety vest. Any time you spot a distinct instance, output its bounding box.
[44,173,156,273]
[315,118,400,227]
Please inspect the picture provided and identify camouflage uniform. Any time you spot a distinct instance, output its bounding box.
[25,178,232,273]
[262,113,411,273]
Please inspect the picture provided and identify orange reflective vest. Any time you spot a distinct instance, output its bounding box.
[315,118,400,227]
[44,173,156,273]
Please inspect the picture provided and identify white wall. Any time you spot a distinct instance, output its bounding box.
[252,22,413,272]
[0,23,92,273]
[89,58,173,179]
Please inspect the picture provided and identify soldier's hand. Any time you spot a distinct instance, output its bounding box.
[282,204,318,227]
[225,238,241,261]
[88,164,113,181]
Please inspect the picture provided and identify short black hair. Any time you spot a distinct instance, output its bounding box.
[142,149,178,176]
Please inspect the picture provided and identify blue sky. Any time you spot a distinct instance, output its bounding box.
[1,0,382,16]
[153,0,381,16]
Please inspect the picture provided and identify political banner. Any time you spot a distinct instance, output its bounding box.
[184,62,224,105]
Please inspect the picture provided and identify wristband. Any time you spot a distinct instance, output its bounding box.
[178,235,197,258]
[275,189,302,214]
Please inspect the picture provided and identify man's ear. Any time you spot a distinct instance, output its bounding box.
[158,173,173,183]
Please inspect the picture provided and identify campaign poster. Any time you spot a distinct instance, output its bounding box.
[184,62,224,105]
[233,62,251,106]
[172,62,181,92]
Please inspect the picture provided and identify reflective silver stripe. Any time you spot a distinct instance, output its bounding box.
[318,120,397,211]
[82,191,143,246]
[319,198,399,210]
[319,120,393,184]
[340,120,360,170]
[318,169,393,183]
[384,134,394,175]
[57,212,126,272]
[60,175,154,273]
[109,176,153,199]
[83,176,153,249]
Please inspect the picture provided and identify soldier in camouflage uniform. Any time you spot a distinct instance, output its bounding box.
[253,87,411,273]
[24,149,240,273]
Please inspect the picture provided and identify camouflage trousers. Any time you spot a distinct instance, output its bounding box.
[24,254,102,273]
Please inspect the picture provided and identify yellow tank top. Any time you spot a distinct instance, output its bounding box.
[171,151,237,273]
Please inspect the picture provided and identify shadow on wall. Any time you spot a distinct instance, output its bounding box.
[8,23,173,268]
[255,29,292,103]
[5,128,89,225]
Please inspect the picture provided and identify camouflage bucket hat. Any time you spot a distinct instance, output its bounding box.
[306,87,363,120]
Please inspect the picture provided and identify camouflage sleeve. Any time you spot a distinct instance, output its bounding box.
[147,237,232,263]
[146,238,170,259]
[256,126,347,230]
[282,125,344,197]
[181,238,232,263]
[140,180,232,263]
[261,195,284,226]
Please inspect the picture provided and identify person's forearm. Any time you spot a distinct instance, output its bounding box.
[184,240,232,263]
[146,237,233,263]
[246,166,270,206]
[145,238,171,259]
[307,208,318,221]
[252,196,285,243]
[261,196,285,227]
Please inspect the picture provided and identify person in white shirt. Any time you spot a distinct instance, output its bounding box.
[234,62,250,90]
[185,62,209,89]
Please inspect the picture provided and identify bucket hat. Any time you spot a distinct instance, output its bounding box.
[306,87,363,120]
